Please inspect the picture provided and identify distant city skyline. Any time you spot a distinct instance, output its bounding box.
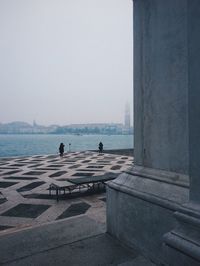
[0,109,133,127]
[0,0,133,126]
[0,120,133,135]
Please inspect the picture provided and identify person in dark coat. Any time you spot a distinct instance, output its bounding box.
[59,143,65,157]
[99,142,103,153]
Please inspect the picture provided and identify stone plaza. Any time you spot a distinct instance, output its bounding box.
[0,151,132,233]
[0,151,156,265]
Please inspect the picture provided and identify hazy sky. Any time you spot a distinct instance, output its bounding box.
[0,0,133,126]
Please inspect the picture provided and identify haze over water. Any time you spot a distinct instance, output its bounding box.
[0,0,133,126]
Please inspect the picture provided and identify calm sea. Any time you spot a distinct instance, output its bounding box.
[0,134,133,157]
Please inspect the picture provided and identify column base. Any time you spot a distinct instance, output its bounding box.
[163,202,200,266]
[106,166,189,265]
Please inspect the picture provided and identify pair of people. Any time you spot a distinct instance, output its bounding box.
[59,142,103,156]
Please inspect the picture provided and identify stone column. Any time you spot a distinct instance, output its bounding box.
[134,0,189,175]
[163,2,200,265]
[107,0,191,265]
[188,0,200,203]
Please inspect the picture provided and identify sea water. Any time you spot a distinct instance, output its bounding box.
[0,134,133,157]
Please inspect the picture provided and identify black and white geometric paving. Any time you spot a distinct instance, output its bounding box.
[1,203,51,218]
[0,151,132,234]
[56,202,91,220]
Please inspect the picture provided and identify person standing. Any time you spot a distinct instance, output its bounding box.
[99,142,103,153]
[59,143,65,157]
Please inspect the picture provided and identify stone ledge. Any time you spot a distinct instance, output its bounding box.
[125,165,189,188]
[163,231,200,265]
[107,170,189,211]
[163,206,200,265]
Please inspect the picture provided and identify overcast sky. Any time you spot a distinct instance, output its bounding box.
[0,0,133,126]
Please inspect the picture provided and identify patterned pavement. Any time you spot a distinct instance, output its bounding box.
[0,151,133,234]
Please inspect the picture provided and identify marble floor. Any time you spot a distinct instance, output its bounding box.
[0,151,133,234]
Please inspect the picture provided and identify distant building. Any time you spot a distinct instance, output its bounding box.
[54,123,124,135]
[123,103,131,134]
[124,103,130,129]
[33,120,37,127]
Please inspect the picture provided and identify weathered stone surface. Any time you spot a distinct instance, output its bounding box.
[107,1,200,265]
[107,170,189,265]
[134,0,188,174]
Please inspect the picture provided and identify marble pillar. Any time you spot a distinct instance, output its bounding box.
[106,0,200,265]
[163,1,200,265]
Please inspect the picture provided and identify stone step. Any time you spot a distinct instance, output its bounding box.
[0,215,105,264]
[0,215,156,266]
[118,256,156,266]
